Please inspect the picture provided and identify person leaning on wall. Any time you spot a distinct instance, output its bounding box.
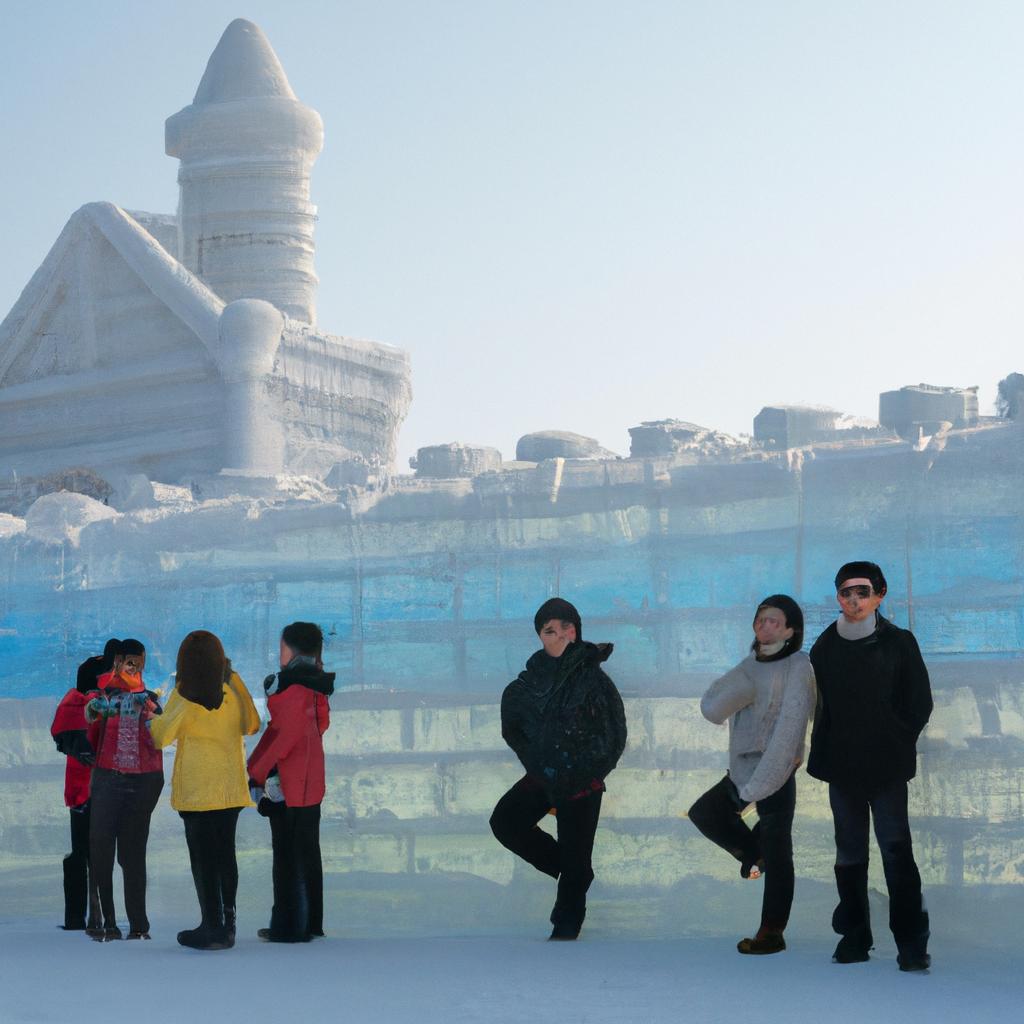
[688,594,816,955]
[490,598,627,941]
[808,561,933,972]
[150,631,260,950]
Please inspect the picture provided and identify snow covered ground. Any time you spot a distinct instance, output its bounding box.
[0,920,1017,1024]
[1,868,1018,1024]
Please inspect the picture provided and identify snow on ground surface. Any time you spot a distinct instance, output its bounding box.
[0,871,1018,1024]
[0,921,1018,1024]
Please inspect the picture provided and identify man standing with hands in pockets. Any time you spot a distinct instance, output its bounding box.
[808,561,933,972]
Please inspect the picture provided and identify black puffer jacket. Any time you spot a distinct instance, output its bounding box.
[808,615,932,792]
[500,641,627,801]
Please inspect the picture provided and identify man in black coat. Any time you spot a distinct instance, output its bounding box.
[490,598,627,940]
[808,561,933,972]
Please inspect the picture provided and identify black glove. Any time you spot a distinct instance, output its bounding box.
[54,730,95,766]
[257,797,284,818]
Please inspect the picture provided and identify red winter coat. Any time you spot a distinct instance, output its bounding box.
[51,689,92,807]
[247,684,330,807]
[86,673,163,775]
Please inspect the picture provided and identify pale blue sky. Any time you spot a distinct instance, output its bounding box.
[3,1,1022,468]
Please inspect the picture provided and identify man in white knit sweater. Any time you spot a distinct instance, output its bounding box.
[689,594,816,955]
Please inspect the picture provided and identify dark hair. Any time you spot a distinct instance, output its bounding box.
[175,631,226,711]
[120,638,146,657]
[751,594,804,659]
[76,638,122,694]
[101,638,122,668]
[533,597,582,640]
[834,561,887,597]
[281,621,324,659]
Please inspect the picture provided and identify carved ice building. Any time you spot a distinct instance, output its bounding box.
[0,20,411,508]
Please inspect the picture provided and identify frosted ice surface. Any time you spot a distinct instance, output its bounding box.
[0,513,25,540]
[192,18,297,103]
[23,491,119,546]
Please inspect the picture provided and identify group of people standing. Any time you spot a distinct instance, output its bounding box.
[50,558,933,972]
[51,622,333,949]
[491,562,932,973]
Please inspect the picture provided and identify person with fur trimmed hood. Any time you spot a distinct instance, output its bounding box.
[84,638,163,941]
[808,561,933,972]
[490,598,627,941]
[689,595,815,956]
[50,638,120,931]
[150,631,260,950]
[247,622,335,943]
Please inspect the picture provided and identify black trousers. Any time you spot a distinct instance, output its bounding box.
[180,807,243,931]
[266,803,323,941]
[89,768,164,933]
[64,801,100,929]
[489,775,603,919]
[688,773,797,932]
[829,780,928,947]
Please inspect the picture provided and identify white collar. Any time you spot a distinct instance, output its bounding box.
[836,611,877,641]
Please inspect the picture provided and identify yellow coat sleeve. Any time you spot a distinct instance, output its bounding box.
[149,688,191,749]
[227,672,261,736]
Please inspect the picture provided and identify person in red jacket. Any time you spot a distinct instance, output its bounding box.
[85,638,164,941]
[247,622,334,943]
[50,638,120,930]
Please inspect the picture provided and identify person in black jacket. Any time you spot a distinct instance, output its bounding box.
[808,561,933,972]
[490,598,627,940]
[50,639,120,930]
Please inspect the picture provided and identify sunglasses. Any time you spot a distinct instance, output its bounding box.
[837,585,873,600]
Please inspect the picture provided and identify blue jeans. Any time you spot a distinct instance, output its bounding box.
[829,780,928,945]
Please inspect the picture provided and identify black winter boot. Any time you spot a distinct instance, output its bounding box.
[549,900,585,941]
[885,850,930,972]
[61,855,88,930]
[91,922,123,942]
[177,924,232,950]
[178,860,233,950]
[896,910,931,972]
[832,864,873,964]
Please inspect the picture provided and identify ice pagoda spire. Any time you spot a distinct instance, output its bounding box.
[166,19,324,324]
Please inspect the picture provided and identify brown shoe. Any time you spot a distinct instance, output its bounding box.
[737,932,785,955]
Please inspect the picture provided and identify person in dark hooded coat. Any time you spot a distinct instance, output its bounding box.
[50,638,120,930]
[490,599,627,940]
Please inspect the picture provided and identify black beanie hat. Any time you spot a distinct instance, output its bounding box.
[120,638,146,656]
[281,621,324,658]
[533,598,582,640]
[834,561,887,596]
[755,594,804,652]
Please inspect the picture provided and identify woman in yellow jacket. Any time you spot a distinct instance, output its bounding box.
[151,630,260,950]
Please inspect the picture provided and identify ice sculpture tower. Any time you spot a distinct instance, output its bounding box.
[0,18,411,507]
[166,19,324,324]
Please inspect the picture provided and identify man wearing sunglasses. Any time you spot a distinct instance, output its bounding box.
[808,561,933,972]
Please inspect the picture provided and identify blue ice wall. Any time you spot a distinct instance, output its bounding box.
[1,423,1022,699]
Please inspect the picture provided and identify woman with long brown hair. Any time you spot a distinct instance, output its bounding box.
[151,630,259,950]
